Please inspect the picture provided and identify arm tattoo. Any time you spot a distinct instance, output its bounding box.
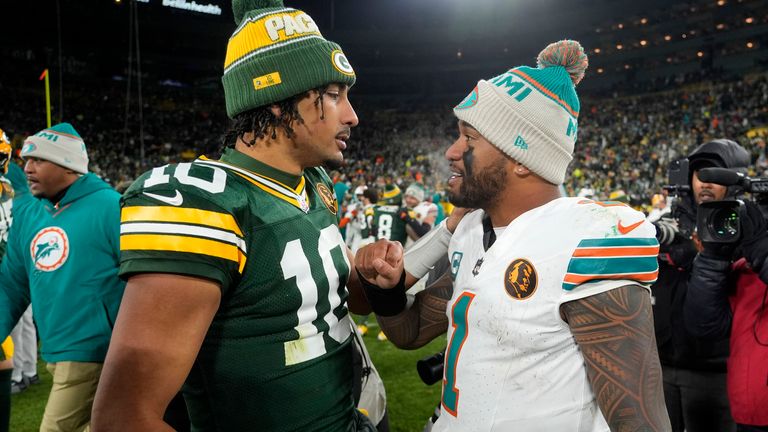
[378,272,452,349]
[561,285,671,432]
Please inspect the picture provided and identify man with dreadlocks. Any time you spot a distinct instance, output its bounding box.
[92,1,378,431]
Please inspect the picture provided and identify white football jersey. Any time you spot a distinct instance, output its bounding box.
[414,201,438,226]
[434,197,659,432]
[344,201,366,252]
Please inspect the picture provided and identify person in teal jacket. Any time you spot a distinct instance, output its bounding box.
[0,122,125,432]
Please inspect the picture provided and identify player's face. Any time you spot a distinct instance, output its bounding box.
[404,195,420,208]
[24,157,74,199]
[692,170,727,205]
[445,120,510,208]
[292,83,358,169]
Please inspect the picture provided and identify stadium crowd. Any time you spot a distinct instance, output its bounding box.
[2,71,767,211]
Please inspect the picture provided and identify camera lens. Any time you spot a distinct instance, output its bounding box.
[708,207,739,240]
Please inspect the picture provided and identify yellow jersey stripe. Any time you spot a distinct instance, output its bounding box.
[234,172,303,208]
[121,234,247,273]
[121,206,243,237]
[199,157,306,195]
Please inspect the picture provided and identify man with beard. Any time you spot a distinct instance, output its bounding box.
[92,1,377,431]
[355,40,671,431]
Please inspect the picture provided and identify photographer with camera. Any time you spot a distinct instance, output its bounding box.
[684,150,768,431]
[652,139,750,432]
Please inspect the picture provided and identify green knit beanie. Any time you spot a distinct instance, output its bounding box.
[223,0,356,119]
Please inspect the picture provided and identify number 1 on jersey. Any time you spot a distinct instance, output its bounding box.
[442,291,475,417]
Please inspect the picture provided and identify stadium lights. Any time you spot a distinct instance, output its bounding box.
[616,44,623,50]
[624,64,631,70]
[682,33,688,39]
[640,18,648,25]
[617,23,624,29]
[747,42,755,48]
[717,0,726,5]
[745,17,754,24]
[697,51,704,57]
[664,35,672,41]
[594,48,601,54]
[597,68,604,74]
[640,40,647,46]
[717,23,726,30]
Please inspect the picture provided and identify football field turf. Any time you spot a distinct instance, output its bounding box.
[10,333,445,431]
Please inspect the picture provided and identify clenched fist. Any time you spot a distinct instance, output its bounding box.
[355,239,404,289]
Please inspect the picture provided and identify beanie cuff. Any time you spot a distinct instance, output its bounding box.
[454,80,573,184]
[22,136,89,174]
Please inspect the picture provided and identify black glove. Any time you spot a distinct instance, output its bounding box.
[739,200,768,271]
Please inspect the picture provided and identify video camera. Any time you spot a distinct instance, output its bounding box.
[696,167,768,244]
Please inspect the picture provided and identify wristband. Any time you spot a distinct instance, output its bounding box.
[404,220,452,278]
[356,269,407,316]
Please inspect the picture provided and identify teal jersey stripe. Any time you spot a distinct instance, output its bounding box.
[576,237,658,248]
[567,256,659,276]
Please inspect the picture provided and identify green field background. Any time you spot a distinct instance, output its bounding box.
[10,332,445,432]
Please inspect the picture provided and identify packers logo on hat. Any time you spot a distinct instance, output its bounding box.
[331,50,354,76]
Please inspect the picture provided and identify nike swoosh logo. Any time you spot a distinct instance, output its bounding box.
[617,219,644,235]
[143,190,183,206]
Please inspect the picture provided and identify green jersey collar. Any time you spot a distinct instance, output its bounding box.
[219,147,304,189]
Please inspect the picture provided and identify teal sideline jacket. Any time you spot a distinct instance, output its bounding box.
[0,172,125,363]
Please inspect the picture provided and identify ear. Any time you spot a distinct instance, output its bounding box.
[513,162,531,176]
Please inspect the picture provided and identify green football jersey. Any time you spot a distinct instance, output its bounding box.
[120,148,357,431]
[367,205,408,245]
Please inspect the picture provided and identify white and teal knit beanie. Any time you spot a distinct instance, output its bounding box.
[405,183,426,202]
[453,40,588,185]
[21,123,89,174]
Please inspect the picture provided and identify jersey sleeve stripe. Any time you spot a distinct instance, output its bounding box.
[562,271,658,290]
[572,245,659,257]
[121,206,243,237]
[564,234,659,290]
[566,256,658,275]
[576,237,658,248]
[121,222,247,253]
[563,271,659,291]
[121,234,247,273]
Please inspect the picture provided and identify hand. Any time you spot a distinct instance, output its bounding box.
[355,239,404,289]
[445,207,473,233]
[740,201,768,270]
[398,207,415,222]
